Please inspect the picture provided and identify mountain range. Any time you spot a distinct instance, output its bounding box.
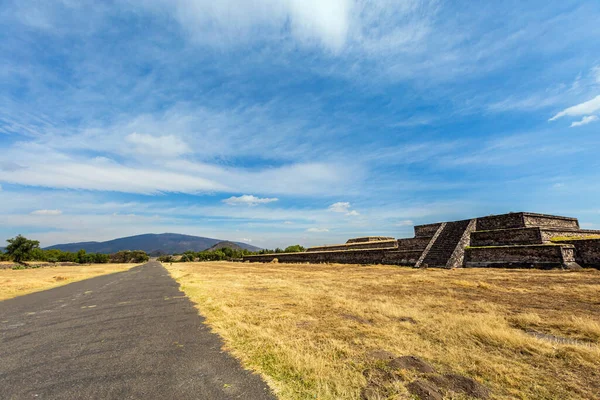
[44,233,261,255]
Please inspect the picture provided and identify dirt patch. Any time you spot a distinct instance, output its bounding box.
[389,356,436,373]
[406,379,443,400]
[246,287,269,292]
[427,373,490,399]
[397,316,418,324]
[295,321,314,329]
[361,368,401,400]
[53,276,68,281]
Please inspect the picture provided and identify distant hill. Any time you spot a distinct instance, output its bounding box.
[206,241,247,251]
[45,233,261,255]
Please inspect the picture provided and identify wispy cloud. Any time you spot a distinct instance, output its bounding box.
[30,209,62,216]
[328,202,351,213]
[549,95,600,121]
[223,195,279,206]
[570,115,599,128]
[396,220,414,227]
[126,133,190,157]
[306,227,329,233]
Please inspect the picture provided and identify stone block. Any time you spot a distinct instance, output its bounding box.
[464,244,579,269]
[550,238,600,269]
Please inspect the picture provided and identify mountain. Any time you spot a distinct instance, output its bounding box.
[45,233,261,255]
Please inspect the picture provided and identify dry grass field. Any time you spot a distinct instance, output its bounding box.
[166,262,600,400]
[0,263,136,301]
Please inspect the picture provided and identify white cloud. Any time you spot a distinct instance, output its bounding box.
[284,221,294,225]
[549,95,600,121]
[125,132,190,157]
[0,142,354,196]
[240,238,252,243]
[30,209,62,216]
[570,115,599,128]
[329,202,351,213]
[306,227,329,233]
[329,201,360,216]
[223,195,279,206]
[145,0,352,51]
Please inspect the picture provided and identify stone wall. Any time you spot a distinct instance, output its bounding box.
[396,237,432,250]
[307,240,398,252]
[523,213,579,229]
[471,228,543,247]
[346,237,395,244]
[413,223,441,237]
[464,244,577,269]
[245,248,396,264]
[540,229,600,242]
[550,239,600,269]
[382,250,423,266]
[476,212,580,231]
[476,213,525,231]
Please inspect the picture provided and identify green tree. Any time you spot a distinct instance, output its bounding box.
[284,245,305,253]
[76,249,87,264]
[5,235,40,264]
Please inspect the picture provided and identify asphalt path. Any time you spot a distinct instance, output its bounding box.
[0,261,276,400]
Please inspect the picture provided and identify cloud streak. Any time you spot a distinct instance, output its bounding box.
[223,195,279,206]
[550,95,600,121]
[570,115,599,128]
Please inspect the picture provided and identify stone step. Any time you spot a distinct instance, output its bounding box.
[421,219,473,268]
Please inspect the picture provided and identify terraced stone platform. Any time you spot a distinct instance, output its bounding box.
[243,212,600,269]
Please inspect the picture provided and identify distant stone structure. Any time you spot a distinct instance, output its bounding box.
[243,212,600,269]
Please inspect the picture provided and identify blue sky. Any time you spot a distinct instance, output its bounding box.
[1,0,599,248]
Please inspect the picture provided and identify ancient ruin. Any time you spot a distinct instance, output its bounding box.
[243,212,600,269]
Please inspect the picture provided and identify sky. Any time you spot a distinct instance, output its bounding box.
[1,0,599,249]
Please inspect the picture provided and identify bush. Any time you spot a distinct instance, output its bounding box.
[110,250,149,264]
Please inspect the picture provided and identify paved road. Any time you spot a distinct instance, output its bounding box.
[0,262,276,400]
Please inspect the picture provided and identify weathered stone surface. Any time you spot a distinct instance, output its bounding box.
[307,240,398,252]
[406,380,443,400]
[347,237,395,244]
[414,223,442,238]
[245,248,396,264]
[471,227,600,247]
[389,356,436,373]
[476,212,579,231]
[419,220,474,268]
[464,244,579,269]
[551,238,600,269]
[396,237,432,250]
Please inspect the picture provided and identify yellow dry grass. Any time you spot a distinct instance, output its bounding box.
[165,262,600,400]
[0,263,137,301]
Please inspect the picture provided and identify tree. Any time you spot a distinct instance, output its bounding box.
[284,245,305,253]
[5,235,40,264]
[76,249,87,264]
